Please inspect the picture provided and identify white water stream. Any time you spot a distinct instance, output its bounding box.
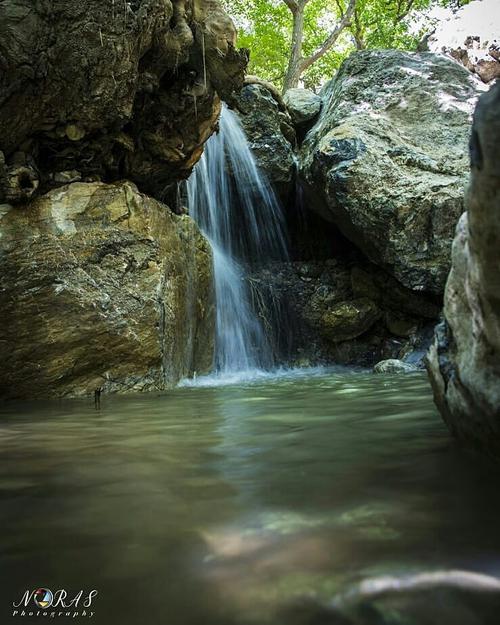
[187,105,288,379]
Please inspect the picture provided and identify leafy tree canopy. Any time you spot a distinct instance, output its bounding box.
[222,0,468,91]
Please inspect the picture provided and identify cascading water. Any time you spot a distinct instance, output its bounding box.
[187,104,288,377]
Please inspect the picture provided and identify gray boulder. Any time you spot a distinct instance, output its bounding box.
[284,88,322,127]
[299,49,484,295]
[427,83,500,457]
[235,84,296,199]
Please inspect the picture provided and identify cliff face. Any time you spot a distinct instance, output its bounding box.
[0,0,247,203]
[427,83,500,456]
[0,0,247,399]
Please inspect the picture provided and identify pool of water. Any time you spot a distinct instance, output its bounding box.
[1,369,500,624]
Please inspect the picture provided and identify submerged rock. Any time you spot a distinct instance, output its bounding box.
[278,570,500,625]
[374,359,418,374]
[299,50,484,295]
[0,182,214,399]
[427,83,500,457]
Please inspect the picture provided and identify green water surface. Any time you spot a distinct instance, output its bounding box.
[1,370,500,624]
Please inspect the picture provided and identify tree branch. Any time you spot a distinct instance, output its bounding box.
[282,0,299,13]
[299,0,357,71]
[244,75,288,111]
[282,0,312,13]
[394,0,415,24]
[352,6,365,50]
[333,0,345,17]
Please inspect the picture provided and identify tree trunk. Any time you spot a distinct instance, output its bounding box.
[283,4,305,92]
[244,75,288,110]
[282,0,356,93]
[353,8,365,49]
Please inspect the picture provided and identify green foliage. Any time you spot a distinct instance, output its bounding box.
[300,0,353,90]
[222,0,454,90]
[226,0,291,84]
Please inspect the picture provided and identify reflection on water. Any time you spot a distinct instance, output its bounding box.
[1,370,500,624]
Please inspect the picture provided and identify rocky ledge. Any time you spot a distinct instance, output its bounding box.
[0,0,247,205]
[0,0,248,399]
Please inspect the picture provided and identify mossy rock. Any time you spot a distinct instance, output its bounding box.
[319,298,381,343]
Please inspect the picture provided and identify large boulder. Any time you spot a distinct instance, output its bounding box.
[299,50,484,295]
[235,84,296,199]
[307,297,381,343]
[0,0,247,204]
[0,181,214,399]
[283,88,322,127]
[427,83,500,457]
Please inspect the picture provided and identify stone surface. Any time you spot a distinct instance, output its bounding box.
[299,50,484,295]
[313,298,381,343]
[0,0,247,204]
[279,571,500,625]
[0,181,214,399]
[249,259,440,367]
[235,84,296,199]
[283,88,322,127]
[350,266,440,320]
[427,83,500,457]
[373,359,418,374]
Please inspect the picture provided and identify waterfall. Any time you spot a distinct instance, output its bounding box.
[187,104,288,376]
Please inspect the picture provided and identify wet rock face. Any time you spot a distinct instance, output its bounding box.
[0,182,215,399]
[299,50,484,295]
[235,84,296,200]
[0,0,247,204]
[427,83,500,457]
[250,259,439,368]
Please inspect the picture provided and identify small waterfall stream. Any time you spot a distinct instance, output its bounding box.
[187,105,288,377]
